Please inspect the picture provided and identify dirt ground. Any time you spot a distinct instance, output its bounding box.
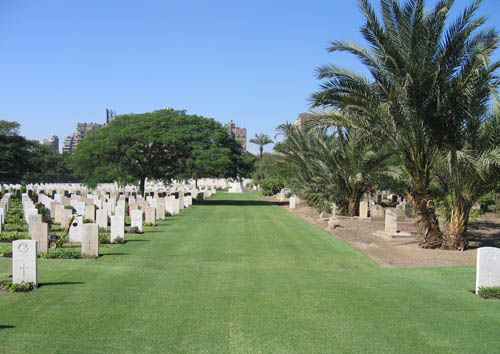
[265,196,500,268]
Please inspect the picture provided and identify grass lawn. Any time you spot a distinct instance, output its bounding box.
[1,191,499,353]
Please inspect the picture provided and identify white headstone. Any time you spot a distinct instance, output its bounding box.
[476,247,500,294]
[130,209,143,232]
[110,215,125,243]
[69,216,83,243]
[82,223,99,257]
[29,222,48,254]
[385,209,398,234]
[289,196,296,209]
[359,200,369,219]
[96,209,108,230]
[12,239,38,285]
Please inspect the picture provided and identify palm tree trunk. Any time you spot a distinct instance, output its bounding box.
[348,188,363,217]
[259,146,263,161]
[441,203,471,250]
[408,193,442,248]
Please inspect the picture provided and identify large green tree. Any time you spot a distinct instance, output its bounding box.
[0,120,38,183]
[311,0,499,248]
[72,108,246,195]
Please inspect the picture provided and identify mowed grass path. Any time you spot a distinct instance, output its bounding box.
[1,192,500,353]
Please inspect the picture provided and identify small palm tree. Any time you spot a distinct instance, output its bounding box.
[250,133,273,161]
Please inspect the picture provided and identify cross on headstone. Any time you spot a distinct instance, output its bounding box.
[20,263,28,276]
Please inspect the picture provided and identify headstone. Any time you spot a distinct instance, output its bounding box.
[12,239,38,286]
[385,209,398,234]
[130,210,143,232]
[289,196,296,209]
[359,200,369,219]
[370,205,385,221]
[476,247,500,294]
[145,207,156,225]
[110,215,125,243]
[82,223,99,257]
[96,209,108,230]
[84,204,95,222]
[165,199,174,216]
[28,213,42,227]
[156,202,165,220]
[69,216,83,243]
[29,222,48,254]
[61,208,73,228]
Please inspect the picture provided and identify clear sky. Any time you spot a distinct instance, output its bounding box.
[1,0,499,154]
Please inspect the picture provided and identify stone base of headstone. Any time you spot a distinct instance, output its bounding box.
[373,230,417,241]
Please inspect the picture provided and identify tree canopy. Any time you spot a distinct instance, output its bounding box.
[72,108,251,194]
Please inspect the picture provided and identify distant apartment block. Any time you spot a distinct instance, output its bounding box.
[39,135,59,152]
[224,120,247,151]
[63,122,103,154]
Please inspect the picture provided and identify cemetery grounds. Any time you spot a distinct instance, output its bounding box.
[1,191,500,353]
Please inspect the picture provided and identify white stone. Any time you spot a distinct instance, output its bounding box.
[476,247,500,294]
[385,209,398,234]
[110,215,125,243]
[131,210,143,232]
[289,196,296,209]
[359,200,369,219]
[69,216,83,243]
[165,199,174,216]
[82,223,99,257]
[12,239,38,286]
[96,209,108,230]
[29,222,48,254]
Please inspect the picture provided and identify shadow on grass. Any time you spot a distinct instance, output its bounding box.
[0,325,15,329]
[198,200,287,207]
[99,253,129,257]
[38,281,85,288]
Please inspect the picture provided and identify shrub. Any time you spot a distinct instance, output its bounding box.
[260,177,286,196]
[0,231,30,242]
[3,223,27,232]
[0,245,12,257]
[41,248,81,259]
[478,286,500,299]
[143,222,154,227]
[112,236,125,244]
[98,228,110,244]
[83,218,93,224]
[0,280,36,292]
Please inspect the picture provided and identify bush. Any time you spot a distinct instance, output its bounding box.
[112,236,125,244]
[143,222,154,227]
[478,286,500,299]
[0,245,12,257]
[0,231,30,242]
[260,177,286,196]
[0,280,36,292]
[41,248,81,259]
[98,228,110,244]
[83,218,93,224]
[3,223,27,232]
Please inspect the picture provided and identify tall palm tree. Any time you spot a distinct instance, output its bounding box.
[250,133,273,161]
[310,0,499,248]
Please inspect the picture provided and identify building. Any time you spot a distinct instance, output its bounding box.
[224,120,247,151]
[293,112,313,130]
[39,135,59,152]
[63,122,103,154]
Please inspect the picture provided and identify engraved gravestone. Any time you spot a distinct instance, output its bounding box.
[145,207,156,225]
[165,199,174,216]
[289,196,296,209]
[84,204,95,222]
[82,223,99,257]
[476,247,500,294]
[156,202,165,220]
[359,200,369,219]
[12,239,38,285]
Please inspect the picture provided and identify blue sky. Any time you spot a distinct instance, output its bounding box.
[1,0,499,154]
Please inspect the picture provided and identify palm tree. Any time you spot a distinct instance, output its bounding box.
[310,0,499,248]
[279,124,397,216]
[437,99,500,250]
[250,133,273,161]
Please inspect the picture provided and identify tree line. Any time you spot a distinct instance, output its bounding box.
[0,109,256,194]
